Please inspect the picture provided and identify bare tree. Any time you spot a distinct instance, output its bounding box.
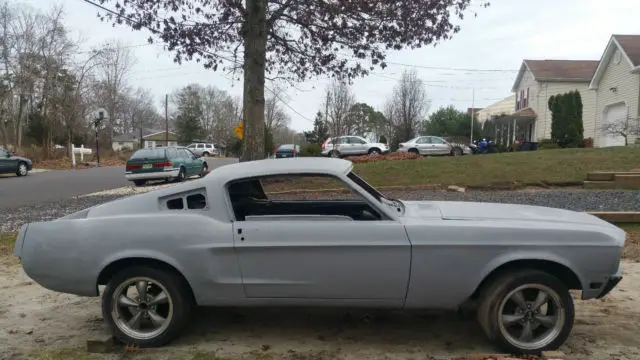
[264,84,290,134]
[602,116,640,146]
[324,80,355,137]
[93,38,136,141]
[388,69,430,142]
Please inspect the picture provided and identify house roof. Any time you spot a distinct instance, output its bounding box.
[589,34,640,89]
[511,60,599,92]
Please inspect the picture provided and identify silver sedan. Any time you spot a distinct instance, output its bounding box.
[397,136,472,156]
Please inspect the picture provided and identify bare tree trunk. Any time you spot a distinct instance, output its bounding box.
[240,0,267,162]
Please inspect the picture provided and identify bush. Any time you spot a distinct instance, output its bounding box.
[537,138,560,150]
[344,151,421,164]
[300,144,322,157]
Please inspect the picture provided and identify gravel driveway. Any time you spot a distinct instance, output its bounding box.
[1,187,639,233]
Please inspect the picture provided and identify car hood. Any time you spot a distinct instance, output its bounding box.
[401,200,616,227]
[11,155,31,163]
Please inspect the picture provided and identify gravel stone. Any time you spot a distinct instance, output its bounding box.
[1,188,639,233]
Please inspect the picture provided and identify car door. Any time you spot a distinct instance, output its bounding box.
[229,176,411,303]
[349,136,368,155]
[332,136,348,155]
[430,136,452,155]
[414,137,432,155]
[0,148,11,173]
[181,148,199,176]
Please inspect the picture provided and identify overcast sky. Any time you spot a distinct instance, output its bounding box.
[22,0,640,131]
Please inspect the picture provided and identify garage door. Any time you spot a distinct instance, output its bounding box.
[601,103,627,147]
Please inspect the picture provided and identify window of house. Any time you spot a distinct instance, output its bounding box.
[515,91,520,111]
[227,174,382,222]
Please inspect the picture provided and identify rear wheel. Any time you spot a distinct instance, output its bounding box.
[176,167,186,182]
[101,266,194,348]
[328,150,340,158]
[133,180,146,187]
[408,148,419,155]
[16,162,28,176]
[476,270,574,355]
[202,152,210,157]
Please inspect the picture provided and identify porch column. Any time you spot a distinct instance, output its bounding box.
[512,119,517,145]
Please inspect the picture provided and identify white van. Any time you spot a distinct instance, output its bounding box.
[186,143,217,157]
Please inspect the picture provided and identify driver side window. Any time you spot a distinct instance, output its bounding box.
[228,174,382,222]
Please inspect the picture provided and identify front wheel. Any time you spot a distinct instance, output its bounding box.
[368,148,381,155]
[451,147,463,156]
[133,180,146,187]
[101,266,193,348]
[16,162,28,176]
[476,270,574,355]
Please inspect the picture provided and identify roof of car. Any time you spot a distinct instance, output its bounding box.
[208,157,353,182]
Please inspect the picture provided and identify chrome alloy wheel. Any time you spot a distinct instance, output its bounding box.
[497,284,566,351]
[111,277,174,341]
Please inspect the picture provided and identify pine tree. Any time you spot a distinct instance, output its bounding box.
[174,86,204,143]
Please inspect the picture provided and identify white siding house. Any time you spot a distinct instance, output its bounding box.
[589,34,640,147]
[494,60,599,146]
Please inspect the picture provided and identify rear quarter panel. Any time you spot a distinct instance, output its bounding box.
[18,213,241,305]
[403,219,624,309]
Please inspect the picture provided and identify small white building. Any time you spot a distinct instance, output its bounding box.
[476,95,516,123]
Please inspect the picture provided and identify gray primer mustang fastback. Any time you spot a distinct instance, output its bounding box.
[13,157,625,354]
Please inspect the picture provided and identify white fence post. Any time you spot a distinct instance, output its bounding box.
[80,144,84,161]
[70,143,76,168]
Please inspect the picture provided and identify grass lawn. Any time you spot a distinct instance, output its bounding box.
[353,147,640,188]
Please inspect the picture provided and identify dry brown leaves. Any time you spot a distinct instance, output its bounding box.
[345,152,421,164]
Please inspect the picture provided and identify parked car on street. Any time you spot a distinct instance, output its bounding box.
[186,143,217,157]
[0,147,33,177]
[321,136,389,157]
[14,157,625,354]
[274,144,300,158]
[124,147,208,186]
[397,136,472,156]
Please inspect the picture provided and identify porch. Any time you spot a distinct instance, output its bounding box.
[489,107,537,148]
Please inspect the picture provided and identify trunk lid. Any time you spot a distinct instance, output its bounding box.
[126,148,169,173]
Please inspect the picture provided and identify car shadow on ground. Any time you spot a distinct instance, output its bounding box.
[164,307,494,357]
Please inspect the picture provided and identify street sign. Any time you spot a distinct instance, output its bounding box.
[234,122,243,140]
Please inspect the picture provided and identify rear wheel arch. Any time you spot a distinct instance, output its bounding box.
[97,257,196,304]
[470,259,582,301]
[408,148,419,154]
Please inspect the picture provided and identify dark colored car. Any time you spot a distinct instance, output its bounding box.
[274,144,300,158]
[0,147,33,177]
[125,147,208,186]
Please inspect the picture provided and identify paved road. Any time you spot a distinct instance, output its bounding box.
[0,157,238,209]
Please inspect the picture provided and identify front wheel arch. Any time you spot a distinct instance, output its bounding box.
[97,257,196,304]
[470,259,582,301]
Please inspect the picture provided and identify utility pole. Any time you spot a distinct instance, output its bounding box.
[165,94,169,146]
[470,88,475,144]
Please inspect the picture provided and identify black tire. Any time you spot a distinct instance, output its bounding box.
[200,162,208,177]
[328,150,340,158]
[176,167,186,182]
[476,269,574,355]
[133,180,146,187]
[101,266,194,348]
[202,152,210,157]
[408,148,419,155]
[16,161,28,177]
[368,148,381,155]
[451,147,463,156]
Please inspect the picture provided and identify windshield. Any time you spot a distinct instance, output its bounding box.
[347,171,405,214]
